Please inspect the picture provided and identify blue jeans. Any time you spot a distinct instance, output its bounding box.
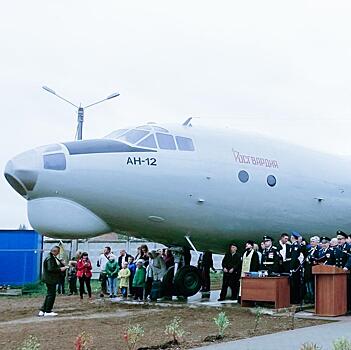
[108,277,117,296]
[121,287,128,298]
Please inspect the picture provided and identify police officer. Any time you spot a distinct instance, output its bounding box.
[290,231,303,304]
[318,237,335,265]
[261,235,281,274]
[335,230,351,311]
[335,230,351,268]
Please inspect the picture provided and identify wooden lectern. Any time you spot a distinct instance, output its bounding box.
[313,265,349,316]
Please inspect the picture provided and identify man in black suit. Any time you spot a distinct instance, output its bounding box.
[290,231,303,304]
[218,243,241,301]
[39,246,68,317]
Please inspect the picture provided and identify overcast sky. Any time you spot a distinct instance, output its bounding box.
[1,1,351,228]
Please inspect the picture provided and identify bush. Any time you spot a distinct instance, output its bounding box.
[164,317,185,344]
[253,307,263,333]
[17,335,40,350]
[333,337,351,350]
[123,324,144,350]
[213,312,230,338]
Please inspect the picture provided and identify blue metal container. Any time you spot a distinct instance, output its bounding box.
[0,230,43,286]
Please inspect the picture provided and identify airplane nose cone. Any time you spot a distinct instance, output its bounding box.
[4,150,39,196]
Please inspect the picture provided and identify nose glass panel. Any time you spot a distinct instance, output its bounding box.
[4,172,27,196]
[4,149,39,196]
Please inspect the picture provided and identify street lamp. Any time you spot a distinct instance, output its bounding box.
[42,86,120,140]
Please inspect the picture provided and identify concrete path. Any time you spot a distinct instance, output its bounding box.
[194,321,351,350]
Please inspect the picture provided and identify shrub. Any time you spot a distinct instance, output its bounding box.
[164,317,185,344]
[300,343,321,350]
[213,312,230,338]
[333,337,351,350]
[123,324,144,350]
[74,331,93,350]
[253,307,263,333]
[289,305,298,330]
[18,335,40,350]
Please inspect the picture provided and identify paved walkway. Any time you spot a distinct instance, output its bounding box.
[194,321,351,350]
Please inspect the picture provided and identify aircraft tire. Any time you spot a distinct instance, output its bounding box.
[161,266,175,297]
[173,265,202,297]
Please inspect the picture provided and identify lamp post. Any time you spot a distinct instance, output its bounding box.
[42,86,120,140]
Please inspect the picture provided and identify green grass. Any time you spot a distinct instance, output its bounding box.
[8,273,223,297]
[15,279,102,297]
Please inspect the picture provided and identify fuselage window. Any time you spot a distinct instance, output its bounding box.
[118,129,149,144]
[175,136,195,151]
[238,170,249,183]
[156,133,176,150]
[43,153,66,170]
[137,134,157,149]
[267,175,277,187]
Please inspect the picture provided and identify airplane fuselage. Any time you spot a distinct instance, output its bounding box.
[5,124,351,253]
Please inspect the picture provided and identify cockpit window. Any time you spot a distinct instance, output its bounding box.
[118,130,149,144]
[104,129,128,139]
[175,136,195,151]
[137,134,157,148]
[136,125,152,131]
[156,133,176,150]
[153,126,169,133]
[43,153,66,170]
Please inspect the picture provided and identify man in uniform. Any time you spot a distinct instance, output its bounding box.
[218,243,241,301]
[317,237,335,265]
[290,231,303,304]
[335,231,351,268]
[335,230,351,310]
[261,235,281,274]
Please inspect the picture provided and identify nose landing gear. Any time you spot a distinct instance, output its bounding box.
[161,243,202,298]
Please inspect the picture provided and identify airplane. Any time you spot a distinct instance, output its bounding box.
[4,120,351,296]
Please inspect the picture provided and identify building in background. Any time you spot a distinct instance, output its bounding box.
[0,230,43,286]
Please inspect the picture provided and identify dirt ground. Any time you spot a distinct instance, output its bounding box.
[0,294,326,350]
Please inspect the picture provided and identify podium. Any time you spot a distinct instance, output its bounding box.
[313,265,349,316]
[241,276,290,309]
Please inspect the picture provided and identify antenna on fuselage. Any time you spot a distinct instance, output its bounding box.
[42,86,120,140]
[183,117,193,126]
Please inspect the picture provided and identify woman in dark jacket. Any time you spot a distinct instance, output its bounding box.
[76,252,93,300]
[198,250,216,292]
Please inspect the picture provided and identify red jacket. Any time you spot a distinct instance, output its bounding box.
[76,258,92,278]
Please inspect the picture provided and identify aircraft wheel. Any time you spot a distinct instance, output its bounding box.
[161,266,175,296]
[174,265,202,297]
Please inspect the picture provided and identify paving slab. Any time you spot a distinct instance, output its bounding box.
[193,321,351,350]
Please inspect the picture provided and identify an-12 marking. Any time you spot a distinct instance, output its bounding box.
[127,157,157,166]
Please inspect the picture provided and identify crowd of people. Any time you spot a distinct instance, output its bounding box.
[39,244,174,316]
[38,229,351,316]
[218,230,351,307]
